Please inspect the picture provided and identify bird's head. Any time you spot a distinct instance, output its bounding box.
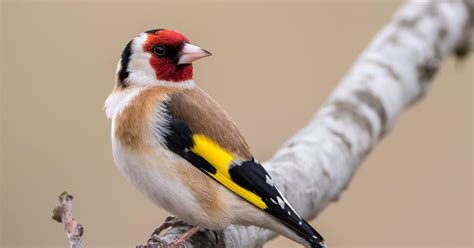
[116,29,211,88]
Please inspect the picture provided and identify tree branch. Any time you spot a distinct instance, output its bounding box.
[139,1,472,247]
[52,192,84,248]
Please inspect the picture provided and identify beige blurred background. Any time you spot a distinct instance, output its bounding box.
[1,0,472,247]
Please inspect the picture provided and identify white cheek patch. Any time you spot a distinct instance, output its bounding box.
[128,52,157,85]
[127,33,158,85]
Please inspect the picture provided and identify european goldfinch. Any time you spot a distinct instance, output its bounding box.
[105,29,326,248]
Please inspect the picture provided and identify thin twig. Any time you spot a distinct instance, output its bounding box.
[52,192,84,248]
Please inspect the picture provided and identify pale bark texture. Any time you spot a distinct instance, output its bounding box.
[52,192,84,248]
[141,0,473,247]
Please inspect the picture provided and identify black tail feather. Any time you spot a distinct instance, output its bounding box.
[282,216,326,248]
[227,158,326,247]
[298,219,327,248]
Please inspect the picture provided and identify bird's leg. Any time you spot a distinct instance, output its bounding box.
[170,224,200,246]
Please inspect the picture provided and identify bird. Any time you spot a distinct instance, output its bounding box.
[105,29,327,248]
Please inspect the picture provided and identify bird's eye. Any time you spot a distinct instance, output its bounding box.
[153,45,166,56]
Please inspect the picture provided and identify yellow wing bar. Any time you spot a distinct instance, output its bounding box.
[191,134,268,210]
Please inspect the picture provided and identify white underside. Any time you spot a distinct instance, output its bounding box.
[111,130,206,225]
[107,87,208,225]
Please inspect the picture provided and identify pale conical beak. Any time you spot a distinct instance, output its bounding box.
[177,43,212,65]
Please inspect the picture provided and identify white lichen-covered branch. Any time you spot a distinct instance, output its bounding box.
[139,1,472,247]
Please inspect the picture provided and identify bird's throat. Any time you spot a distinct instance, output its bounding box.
[149,56,193,82]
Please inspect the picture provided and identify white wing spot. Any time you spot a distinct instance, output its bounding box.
[288,210,291,215]
[275,187,302,219]
[265,175,274,186]
[299,221,302,225]
[270,198,277,204]
[276,196,285,209]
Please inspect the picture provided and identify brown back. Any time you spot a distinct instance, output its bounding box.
[167,87,253,160]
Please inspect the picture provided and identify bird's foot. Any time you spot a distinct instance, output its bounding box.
[170,224,200,246]
[144,216,199,248]
[147,216,183,245]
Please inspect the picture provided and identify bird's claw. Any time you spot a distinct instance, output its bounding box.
[146,216,188,246]
[149,216,178,238]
